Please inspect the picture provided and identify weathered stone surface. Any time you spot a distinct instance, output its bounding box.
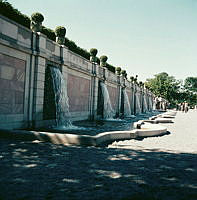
[67,74,90,112]
[0,54,25,114]
[0,17,18,39]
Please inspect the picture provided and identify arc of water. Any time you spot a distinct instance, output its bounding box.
[123,89,131,117]
[143,95,148,113]
[148,96,153,111]
[100,82,115,119]
[153,98,156,110]
[50,67,72,127]
[135,92,141,114]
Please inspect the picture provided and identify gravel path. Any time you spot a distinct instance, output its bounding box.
[0,110,197,200]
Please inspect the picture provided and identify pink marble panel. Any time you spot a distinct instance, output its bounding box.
[0,78,11,90]
[67,74,90,112]
[107,85,117,110]
[0,54,3,65]
[0,54,15,66]
[0,53,26,114]
[10,81,25,92]
[14,59,26,70]
[0,104,13,114]
[0,89,14,104]
[12,104,24,114]
[15,91,24,104]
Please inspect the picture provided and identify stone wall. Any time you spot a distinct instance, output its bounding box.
[0,14,154,129]
[0,53,25,114]
[67,74,90,112]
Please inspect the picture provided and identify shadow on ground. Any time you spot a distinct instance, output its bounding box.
[0,139,197,200]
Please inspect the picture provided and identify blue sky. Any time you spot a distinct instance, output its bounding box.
[8,0,197,82]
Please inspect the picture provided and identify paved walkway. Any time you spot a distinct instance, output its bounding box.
[0,110,197,200]
[110,110,197,153]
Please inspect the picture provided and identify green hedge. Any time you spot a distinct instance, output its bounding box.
[55,26,66,37]
[31,12,44,23]
[41,26,56,41]
[64,38,91,60]
[106,63,115,73]
[0,0,115,73]
[90,48,98,57]
[0,0,30,28]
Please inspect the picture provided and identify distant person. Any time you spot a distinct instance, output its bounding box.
[184,102,189,113]
[176,104,179,111]
[177,103,182,111]
[180,103,184,112]
[155,97,160,110]
[162,102,167,111]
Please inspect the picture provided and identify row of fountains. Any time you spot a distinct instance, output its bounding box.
[49,66,151,128]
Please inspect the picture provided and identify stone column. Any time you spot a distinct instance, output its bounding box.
[32,32,47,128]
[27,32,36,127]
[120,75,125,117]
[116,75,121,118]
[142,87,144,113]
[140,87,143,113]
[147,90,150,111]
[93,74,99,120]
[149,91,153,111]
[89,61,97,120]
[104,67,108,80]
[133,83,137,115]
[130,82,134,115]
[144,88,148,112]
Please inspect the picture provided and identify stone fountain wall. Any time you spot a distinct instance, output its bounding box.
[0,14,155,129]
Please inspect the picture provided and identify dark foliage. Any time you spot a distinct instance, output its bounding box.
[100,55,108,62]
[130,76,134,82]
[116,67,121,72]
[90,48,98,57]
[64,38,91,60]
[41,26,56,41]
[106,63,115,73]
[31,12,44,23]
[0,0,30,28]
[96,57,100,65]
[121,70,126,75]
[116,67,121,75]
[55,26,66,37]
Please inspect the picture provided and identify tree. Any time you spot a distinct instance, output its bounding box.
[182,77,197,107]
[145,73,197,107]
[184,77,197,93]
[145,72,181,105]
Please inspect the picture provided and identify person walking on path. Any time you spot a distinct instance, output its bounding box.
[181,102,185,112]
[184,102,189,113]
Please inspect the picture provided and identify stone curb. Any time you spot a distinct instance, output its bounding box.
[0,111,175,146]
[140,111,176,124]
[0,121,168,147]
[135,123,167,137]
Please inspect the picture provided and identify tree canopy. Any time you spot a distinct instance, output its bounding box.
[145,72,180,104]
[145,72,197,107]
[184,77,197,93]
